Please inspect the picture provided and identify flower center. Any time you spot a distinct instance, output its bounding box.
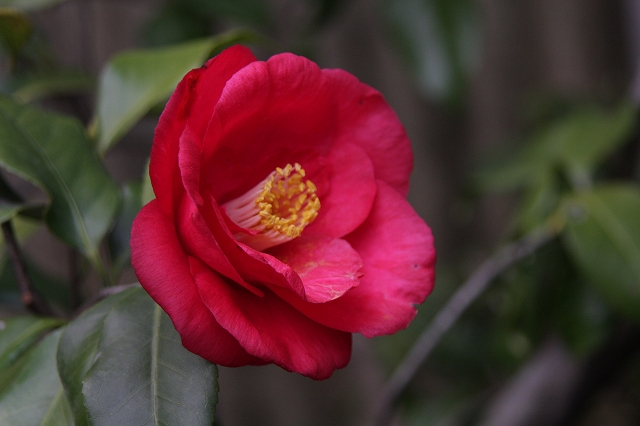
[223,163,321,251]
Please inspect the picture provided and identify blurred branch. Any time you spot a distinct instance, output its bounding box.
[477,324,640,426]
[478,338,580,426]
[374,223,560,426]
[1,220,53,316]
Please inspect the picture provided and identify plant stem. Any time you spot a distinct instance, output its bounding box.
[374,223,559,426]
[1,220,53,316]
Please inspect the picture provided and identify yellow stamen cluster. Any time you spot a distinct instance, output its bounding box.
[222,163,320,250]
[256,163,320,238]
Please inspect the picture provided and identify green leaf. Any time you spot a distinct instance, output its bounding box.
[0,200,28,223]
[58,287,218,426]
[95,29,265,154]
[0,0,67,11]
[0,96,121,273]
[547,102,637,186]
[0,9,31,54]
[107,182,142,280]
[0,173,47,221]
[11,71,95,104]
[479,103,637,192]
[0,328,74,426]
[57,289,133,426]
[0,215,39,254]
[562,184,640,320]
[0,316,64,370]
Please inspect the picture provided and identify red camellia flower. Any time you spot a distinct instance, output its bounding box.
[130,45,436,380]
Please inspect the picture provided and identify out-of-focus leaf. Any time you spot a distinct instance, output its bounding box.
[58,287,218,426]
[95,29,266,154]
[0,9,31,54]
[384,0,480,102]
[0,96,121,273]
[0,200,27,223]
[476,103,637,233]
[108,182,142,279]
[0,255,71,311]
[562,184,640,321]
[478,103,637,192]
[0,196,46,222]
[0,328,73,426]
[545,102,636,186]
[11,71,94,103]
[0,316,64,370]
[0,0,67,11]
[515,172,562,233]
[0,215,39,253]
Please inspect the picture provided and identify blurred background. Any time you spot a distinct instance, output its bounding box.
[2,0,640,425]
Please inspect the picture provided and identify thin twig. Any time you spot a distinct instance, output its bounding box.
[374,224,559,426]
[1,220,53,316]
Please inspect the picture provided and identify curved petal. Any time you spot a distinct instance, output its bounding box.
[303,142,377,239]
[324,69,413,196]
[275,181,435,337]
[130,200,262,366]
[176,193,264,296]
[149,66,202,220]
[200,193,308,299]
[150,45,256,219]
[269,236,363,303]
[191,46,256,142]
[190,257,352,380]
[201,53,337,202]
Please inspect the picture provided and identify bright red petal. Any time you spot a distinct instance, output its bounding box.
[201,193,308,299]
[303,142,377,239]
[325,68,414,196]
[130,201,262,366]
[269,236,363,304]
[190,257,352,380]
[176,192,264,296]
[150,45,256,219]
[274,181,435,337]
[190,46,256,142]
[201,53,334,202]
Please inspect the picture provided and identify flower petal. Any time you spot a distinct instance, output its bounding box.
[269,236,363,303]
[201,193,308,298]
[190,257,352,379]
[176,192,264,296]
[201,53,335,202]
[130,200,262,366]
[274,181,435,336]
[150,45,256,219]
[325,69,414,196]
[303,142,377,239]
